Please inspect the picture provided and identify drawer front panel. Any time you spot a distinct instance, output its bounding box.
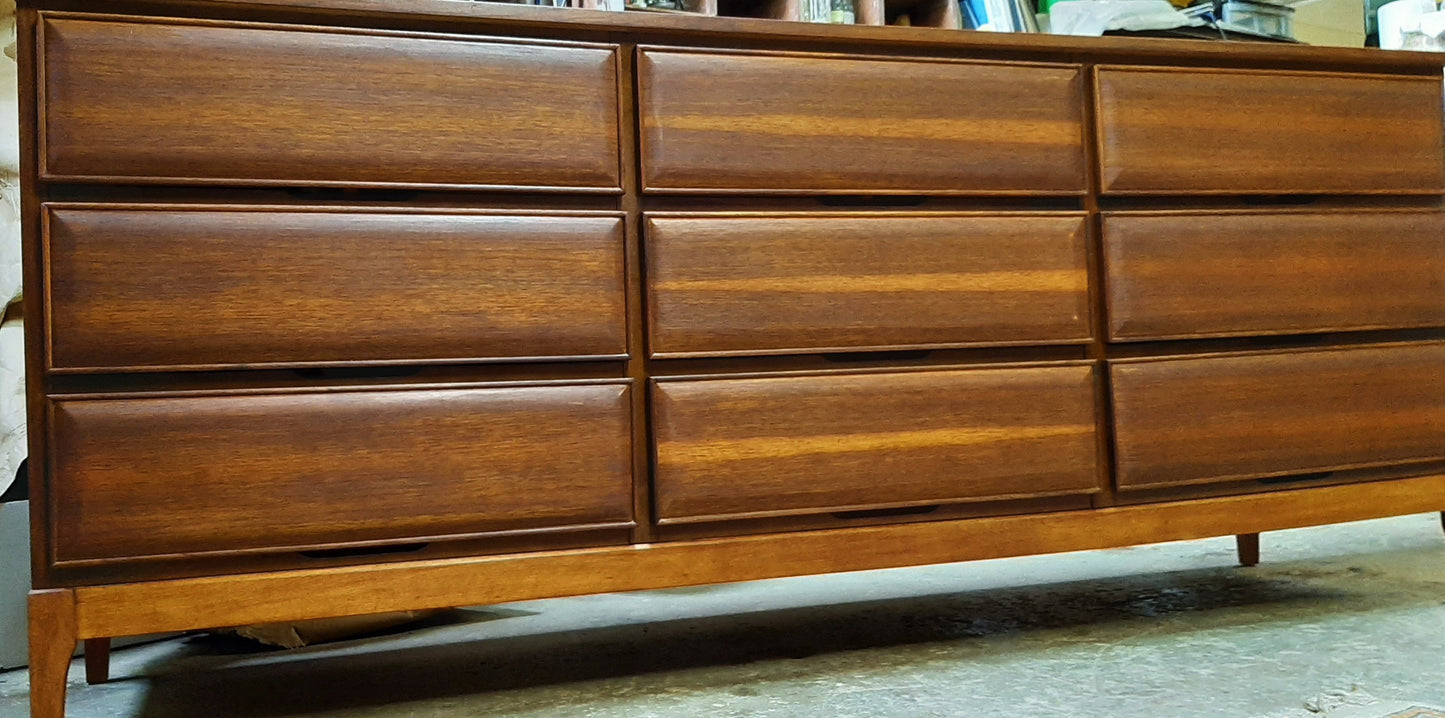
[639,50,1086,194]
[50,383,634,563]
[1104,211,1445,341]
[41,17,621,190]
[647,213,1092,356]
[1111,343,1445,489]
[653,365,1100,524]
[1095,67,1445,194]
[45,207,628,371]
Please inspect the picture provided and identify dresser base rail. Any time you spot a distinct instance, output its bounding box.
[28,472,1445,718]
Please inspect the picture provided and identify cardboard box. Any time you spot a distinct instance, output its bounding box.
[1290,0,1367,45]
[223,612,442,649]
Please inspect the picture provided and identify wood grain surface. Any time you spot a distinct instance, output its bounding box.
[639,49,1086,194]
[44,207,628,371]
[1111,343,1445,489]
[1095,67,1445,194]
[82,638,109,685]
[28,589,76,718]
[69,472,1445,640]
[646,213,1091,356]
[1103,210,1445,340]
[48,383,634,565]
[652,365,1100,523]
[40,17,622,190]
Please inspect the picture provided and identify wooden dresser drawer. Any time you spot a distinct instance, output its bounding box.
[1111,343,1445,490]
[646,213,1091,356]
[40,16,621,191]
[652,365,1100,524]
[44,206,627,372]
[49,382,634,565]
[1095,67,1445,195]
[1104,210,1445,341]
[639,49,1086,194]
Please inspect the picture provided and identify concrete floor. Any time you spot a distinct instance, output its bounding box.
[2,513,1443,718]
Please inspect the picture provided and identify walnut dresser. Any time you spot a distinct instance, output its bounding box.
[18,1,1445,715]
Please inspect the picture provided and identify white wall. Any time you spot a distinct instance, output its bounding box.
[0,1,23,498]
[0,0,30,670]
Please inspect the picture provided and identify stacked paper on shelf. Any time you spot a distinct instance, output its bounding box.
[1049,0,1201,33]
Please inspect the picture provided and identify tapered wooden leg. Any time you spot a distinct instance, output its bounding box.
[83,638,111,685]
[29,589,78,718]
[1236,533,1260,567]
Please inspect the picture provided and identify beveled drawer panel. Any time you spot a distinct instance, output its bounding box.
[45,207,627,371]
[1104,210,1445,341]
[1095,67,1445,195]
[653,365,1100,524]
[647,213,1091,356]
[1111,343,1445,490]
[639,49,1086,194]
[40,16,621,190]
[49,383,634,564]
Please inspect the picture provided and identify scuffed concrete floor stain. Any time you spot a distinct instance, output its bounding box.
[2,513,1442,718]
